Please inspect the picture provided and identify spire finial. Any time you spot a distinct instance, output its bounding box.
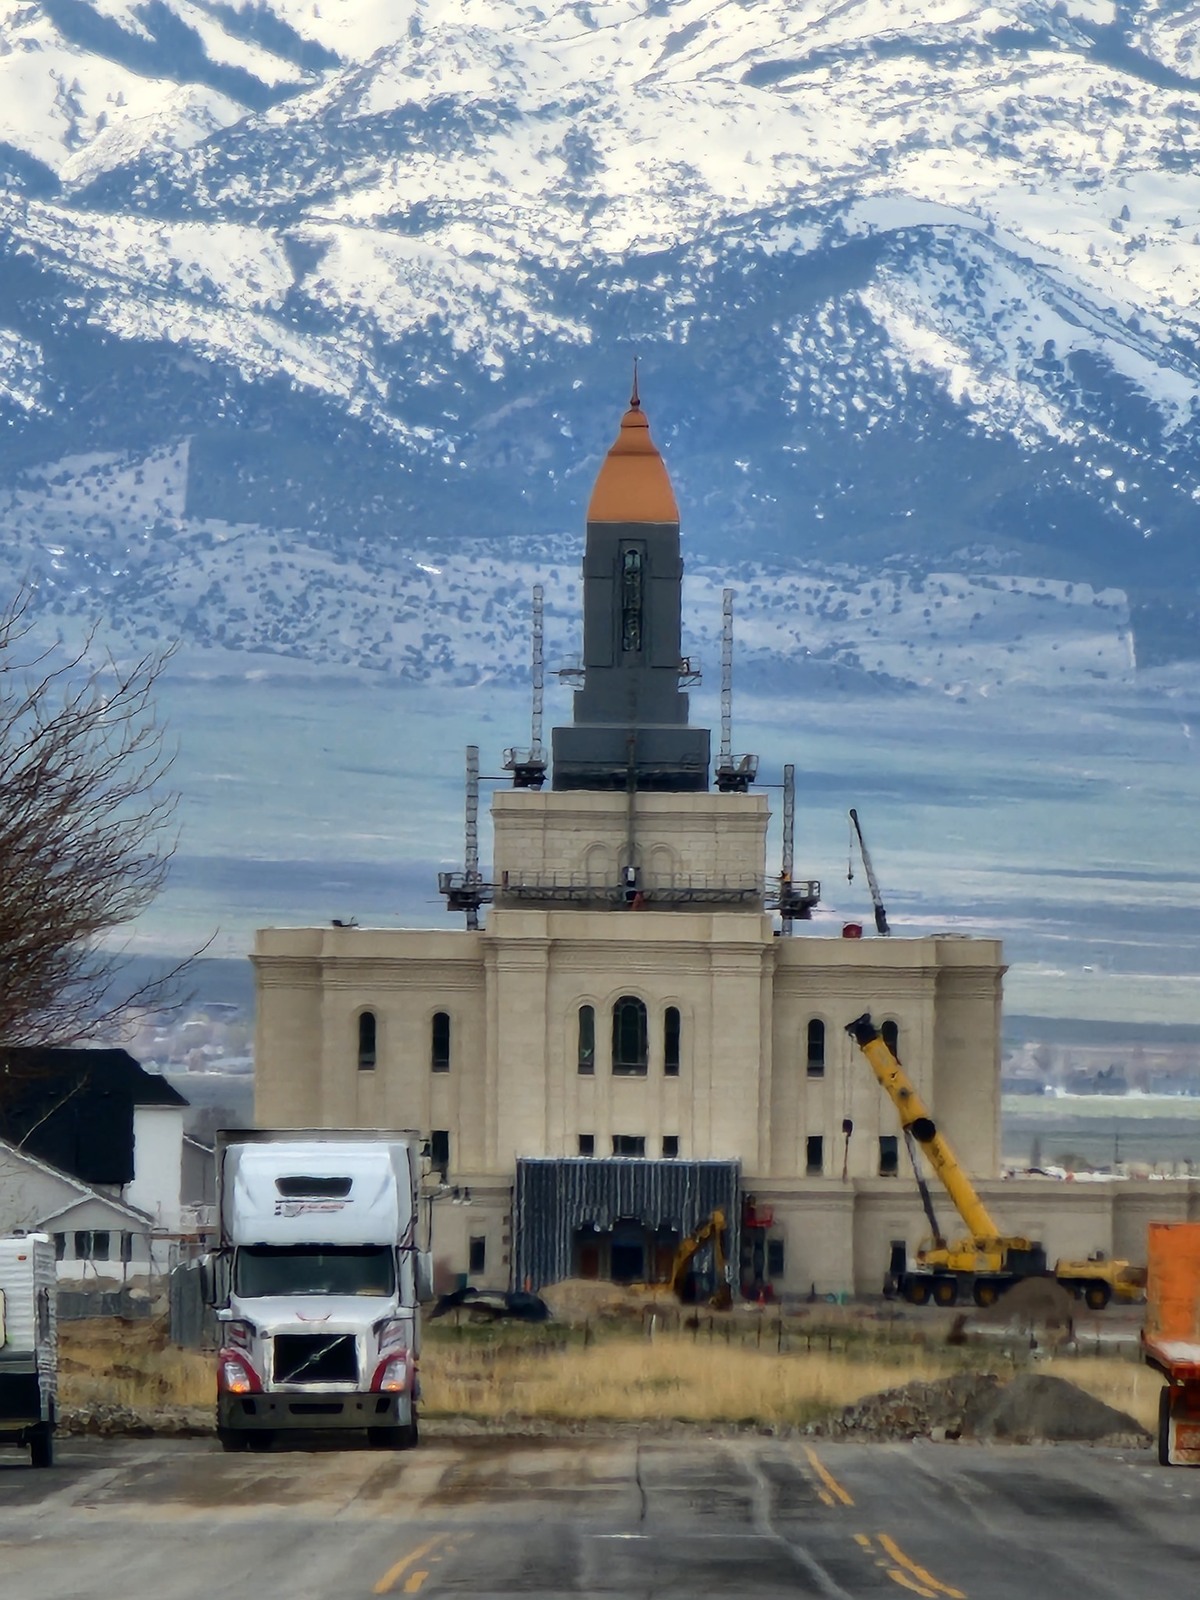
[630,356,640,411]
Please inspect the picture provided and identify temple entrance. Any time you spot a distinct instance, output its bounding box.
[610,1218,646,1283]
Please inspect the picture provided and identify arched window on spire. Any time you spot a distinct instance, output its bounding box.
[620,547,643,652]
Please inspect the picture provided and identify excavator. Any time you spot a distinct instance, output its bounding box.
[631,1209,732,1309]
[846,1014,1146,1310]
[669,1208,732,1309]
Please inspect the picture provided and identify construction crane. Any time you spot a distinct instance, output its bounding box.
[846,1013,1145,1310]
[714,589,758,793]
[847,807,890,936]
[437,745,494,929]
[503,584,548,789]
[767,764,820,932]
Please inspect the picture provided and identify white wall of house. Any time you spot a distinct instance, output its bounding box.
[125,1104,184,1231]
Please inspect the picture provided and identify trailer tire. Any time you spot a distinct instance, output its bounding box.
[1159,1388,1173,1467]
[1083,1281,1111,1311]
[29,1424,53,1470]
[932,1278,959,1307]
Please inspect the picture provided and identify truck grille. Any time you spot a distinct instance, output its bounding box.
[272,1333,358,1385]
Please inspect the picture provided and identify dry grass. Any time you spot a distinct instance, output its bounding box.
[420,1333,967,1427]
[59,1318,212,1411]
[56,1315,1163,1435]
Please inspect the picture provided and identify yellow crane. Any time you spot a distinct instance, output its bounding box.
[846,1014,1144,1310]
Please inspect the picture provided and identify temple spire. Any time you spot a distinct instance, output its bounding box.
[552,377,710,792]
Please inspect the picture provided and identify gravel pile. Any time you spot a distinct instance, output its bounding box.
[60,1404,212,1438]
[811,1370,1149,1446]
[811,1373,1006,1442]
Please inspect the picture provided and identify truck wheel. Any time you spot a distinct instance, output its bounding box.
[905,1280,931,1306]
[932,1278,959,1307]
[217,1428,249,1453]
[369,1419,418,1450]
[1159,1387,1173,1467]
[973,1280,1000,1309]
[248,1432,275,1453]
[1084,1282,1111,1311]
[29,1425,53,1470]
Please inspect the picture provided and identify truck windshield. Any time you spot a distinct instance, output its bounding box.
[234,1245,395,1297]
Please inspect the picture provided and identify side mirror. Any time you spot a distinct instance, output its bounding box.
[416,1251,434,1303]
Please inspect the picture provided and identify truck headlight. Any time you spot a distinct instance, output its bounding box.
[370,1353,411,1393]
[218,1351,262,1395]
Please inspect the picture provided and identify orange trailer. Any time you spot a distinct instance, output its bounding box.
[1142,1221,1200,1466]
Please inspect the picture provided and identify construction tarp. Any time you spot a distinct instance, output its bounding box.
[512,1157,739,1290]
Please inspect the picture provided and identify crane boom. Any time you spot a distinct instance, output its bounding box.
[846,1013,1004,1246]
[848,808,890,936]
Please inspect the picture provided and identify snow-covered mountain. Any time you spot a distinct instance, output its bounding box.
[2,0,1200,672]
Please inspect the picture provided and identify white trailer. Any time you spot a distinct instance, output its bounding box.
[211,1130,428,1451]
[0,1235,57,1468]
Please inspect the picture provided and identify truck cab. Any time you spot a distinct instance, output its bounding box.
[212,1132,428,1451]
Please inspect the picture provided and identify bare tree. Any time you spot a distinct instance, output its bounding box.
[0,594,183,1054]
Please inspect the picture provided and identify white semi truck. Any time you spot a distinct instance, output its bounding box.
[0,1234,57,1468]
[212,1130,428,1452]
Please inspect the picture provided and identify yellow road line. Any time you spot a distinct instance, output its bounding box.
[373,1534,446,1595]
[854,1533,874,1551]
[885,1567,938,1597]
[877,1533,965,1599]
[802,1445,854,1506]
[402,1572,429,1594]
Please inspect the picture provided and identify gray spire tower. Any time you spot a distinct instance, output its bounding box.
[552,374,711,791]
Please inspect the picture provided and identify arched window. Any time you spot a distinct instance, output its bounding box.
[664,1007,681,1076]
[431,1012,451,1073]
[612,996,648,1076]
[577,1005,595,1075]
[357,1011,377,1071]
[806,1019,825,1078]
[620,546,644,652]
[881,1019,900,1058]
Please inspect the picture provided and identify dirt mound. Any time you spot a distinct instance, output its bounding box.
[973,1278,1076,1331]
[813,1373,1006,1442]
[814,1370,1149,1446]
[964,1373,1148,1444]
[539,1278,680,1324]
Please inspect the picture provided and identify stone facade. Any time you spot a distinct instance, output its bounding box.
[253,813,1012,1297]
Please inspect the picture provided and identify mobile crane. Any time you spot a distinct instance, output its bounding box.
[846,1014,1145,1309]
[848,810,890,936]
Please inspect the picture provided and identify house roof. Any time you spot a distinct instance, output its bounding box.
[0,1138,155,1231]
[0,1047,186,1187]
[0,1049,188,1107]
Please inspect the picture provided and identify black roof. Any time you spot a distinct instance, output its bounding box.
[0,1048,187,1187]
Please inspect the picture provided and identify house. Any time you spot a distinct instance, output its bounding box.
[0,1138,160,1283]
[0,1047,213,1280]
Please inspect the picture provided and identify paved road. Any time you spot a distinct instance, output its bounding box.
[0,1432,1194,1599]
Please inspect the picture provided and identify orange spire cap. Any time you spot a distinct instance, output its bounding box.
[586,368,680,524]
